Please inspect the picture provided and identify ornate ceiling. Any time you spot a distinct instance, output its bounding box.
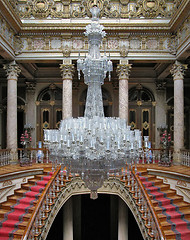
[0,0,189,85]
[7,0,180,19]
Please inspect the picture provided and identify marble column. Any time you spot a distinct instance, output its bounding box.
[60,59,74,119]
[117,60,132,122]
[63,198,73,240]
[170,61,187,164]
[25,82,36,147]
[3,61,21,161]
[118,198,128,240]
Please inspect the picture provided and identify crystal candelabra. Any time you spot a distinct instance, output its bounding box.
[44,5,143,199]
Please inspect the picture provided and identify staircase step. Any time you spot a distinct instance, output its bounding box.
[164,229,177,239]
[13,228,25,239]
[155,202,190,214]
[148,189,176,199]
[151,195,183,207]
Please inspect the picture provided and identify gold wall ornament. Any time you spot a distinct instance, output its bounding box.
[135,0,167,18]
[120,46,129,57]
[62,46,71,58]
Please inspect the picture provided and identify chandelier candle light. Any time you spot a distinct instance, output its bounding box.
[44,5,143,199]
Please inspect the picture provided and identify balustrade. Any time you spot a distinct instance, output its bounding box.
[181,149,190,166]
[18,148,50,166]
[0,149,11,166]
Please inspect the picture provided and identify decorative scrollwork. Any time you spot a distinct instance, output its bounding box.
[134,0,167,18]
[72,0,119,18]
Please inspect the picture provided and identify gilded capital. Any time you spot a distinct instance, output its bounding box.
[170,61,188,81]
[60,60,74,80]
[3,61,21,80]
[26,81,36,94]
[117,63,132,80]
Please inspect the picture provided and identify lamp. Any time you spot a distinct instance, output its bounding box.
[44,5,143,199]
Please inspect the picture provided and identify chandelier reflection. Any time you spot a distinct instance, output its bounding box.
[44,6,142,199]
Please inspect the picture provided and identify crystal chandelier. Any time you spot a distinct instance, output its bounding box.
[44,6,142,199]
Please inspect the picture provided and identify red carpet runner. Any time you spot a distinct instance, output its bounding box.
[139,174,190,240]
[0,173,53,240]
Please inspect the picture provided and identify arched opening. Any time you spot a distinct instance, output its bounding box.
[46,194,143,240]
[129,84,155,146]
[36,84,62,142]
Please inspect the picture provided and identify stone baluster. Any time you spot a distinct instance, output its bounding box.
[60,59,74,119]
[117,60,132,122]
[3,61,21,162]
[170,61,187,165]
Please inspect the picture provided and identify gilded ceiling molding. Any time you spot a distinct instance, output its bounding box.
[134,0,168,18]
[8,0,178,19]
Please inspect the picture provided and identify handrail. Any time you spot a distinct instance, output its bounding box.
[0,149,11,152]
[21,165,61,240]
[132,167,165,240]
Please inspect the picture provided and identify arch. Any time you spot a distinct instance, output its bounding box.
[129,84,155,102]
[40,178,150,240]
[37,84,62,102]
[36,84,62,142]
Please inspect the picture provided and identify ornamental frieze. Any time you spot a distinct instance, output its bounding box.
[15,34,176,55]
[8,0,177,19]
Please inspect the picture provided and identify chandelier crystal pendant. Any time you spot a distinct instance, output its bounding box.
[44,5,143,199]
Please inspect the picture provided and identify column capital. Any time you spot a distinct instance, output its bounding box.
[3,61,21,80]
[26,81,36,94]
[170,61,188,81]
[60,59,74,80]
[117,60,132,80]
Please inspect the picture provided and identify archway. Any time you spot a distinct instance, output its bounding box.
[46,194,143,240]
[129,84,156,146]
[40,178,151,240]
[36,84,62,142]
